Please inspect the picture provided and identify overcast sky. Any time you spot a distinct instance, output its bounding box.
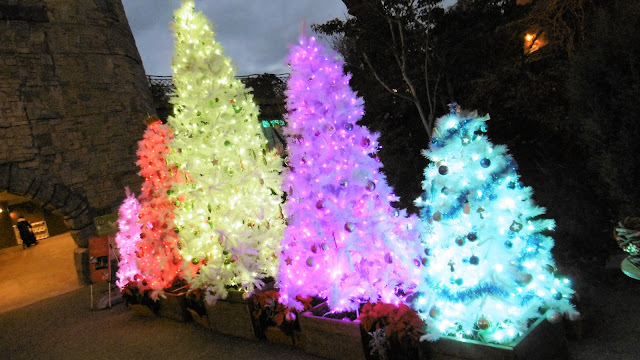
[122,0,349,76]
[122,0,456,77]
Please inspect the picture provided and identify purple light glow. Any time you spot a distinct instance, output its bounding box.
[278,36,422,312]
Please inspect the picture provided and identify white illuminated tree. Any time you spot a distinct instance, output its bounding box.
[414,105,579,343]
[167,2,285,303]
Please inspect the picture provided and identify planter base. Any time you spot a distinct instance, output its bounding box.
[299,303,365,360]
[264,326,305,348]
[129,304,155,317]
[187,308,210,329]
[158,292,189,322]
[205,290,258,341]
[420,316,568,360]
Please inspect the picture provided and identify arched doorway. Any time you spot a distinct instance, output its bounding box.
[0,163,101,312]
[0,190,83,313]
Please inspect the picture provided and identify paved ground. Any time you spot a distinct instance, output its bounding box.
[565,257,640,360]
[1,233,639,359]
[0,233,81,314]
[0,285,324,360]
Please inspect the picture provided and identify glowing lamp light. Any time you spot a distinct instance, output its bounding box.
[523,30,548,54]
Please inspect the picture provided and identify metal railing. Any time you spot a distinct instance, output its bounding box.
[147,73,290,96]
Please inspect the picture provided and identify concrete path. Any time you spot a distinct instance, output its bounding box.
[0,232,82,314]
[0,285,324,360]
[0,232,321,359]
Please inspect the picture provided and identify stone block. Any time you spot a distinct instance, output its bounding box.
[74,247,91,285]
[40,146,56,156]
[9,165,34,195]
[19,159,40,168]
[0,163,11,189]
[33,179,55,206]
[68,205,95,230]
[62,193,89,218]
[0,3,49,22]
[299,303,365,360]
[205,290,259,341]
[70,224,95,248]
[34,132,52,148]
[22,172,43,198]
[49,184,72,210]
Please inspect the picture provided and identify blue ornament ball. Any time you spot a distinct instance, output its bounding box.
[344,222,355,232]
[366,181,376,191]
[480,158,491,168]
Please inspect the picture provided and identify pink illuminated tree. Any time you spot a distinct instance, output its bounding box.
[278,36,422,312]
[115,187,142,289]
[135,119,188,299]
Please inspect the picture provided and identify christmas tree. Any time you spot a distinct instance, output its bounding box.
[278,36,421,312]
[115,187,141,289]
[414,105,578,343]
[136,119,186,299]
[167,2,284,303]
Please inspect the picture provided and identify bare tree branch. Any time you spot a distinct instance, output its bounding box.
[362,52,413,102]
[387,17,404,70]
[397,19,407,72]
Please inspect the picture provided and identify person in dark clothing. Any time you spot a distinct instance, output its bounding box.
[17,216,38,248]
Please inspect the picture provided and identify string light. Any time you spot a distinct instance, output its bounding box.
[166,2,285,303]
[278,36,421,312]
[414,106,579,343]
[115,188,141,289]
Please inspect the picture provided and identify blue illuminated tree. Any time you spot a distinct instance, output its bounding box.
[413,105,578,343]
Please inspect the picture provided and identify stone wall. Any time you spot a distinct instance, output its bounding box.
[0,0,155,283]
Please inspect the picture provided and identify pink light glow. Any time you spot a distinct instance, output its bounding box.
[115,187,142,289]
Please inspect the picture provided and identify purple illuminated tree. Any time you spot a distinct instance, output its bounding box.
[278,36,422,312]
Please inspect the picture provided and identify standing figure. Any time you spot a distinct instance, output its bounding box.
[17,216,38,248]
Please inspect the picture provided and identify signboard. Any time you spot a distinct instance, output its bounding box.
[261,119,286,128]
[94,213,118,236]
[89,236,111,284]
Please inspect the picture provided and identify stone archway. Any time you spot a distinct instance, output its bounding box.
[0,0,155,284]
[0,163,96,284]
